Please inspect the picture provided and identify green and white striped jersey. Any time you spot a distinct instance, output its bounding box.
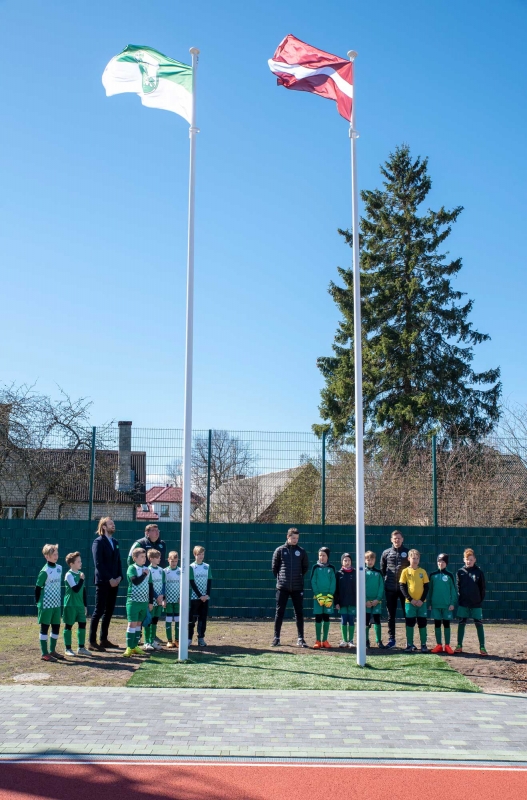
[126,564,152,603]
[64,569,85,610]
[35,564,62,609]
[149,564,165,605]
[190,561,212,600]
[164,566,181,603]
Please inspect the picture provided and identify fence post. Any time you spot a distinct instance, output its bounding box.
[88,426,96,522]
[432,433,438,551]
[206,429,212,526]
[321,430,326,527]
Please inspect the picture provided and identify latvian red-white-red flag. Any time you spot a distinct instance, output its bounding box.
[268,34,353,121]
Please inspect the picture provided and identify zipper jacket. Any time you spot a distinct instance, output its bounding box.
[456,565,486,608]
[428,568,457,608]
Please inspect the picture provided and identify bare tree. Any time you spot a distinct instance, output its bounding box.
[0,384,112,519]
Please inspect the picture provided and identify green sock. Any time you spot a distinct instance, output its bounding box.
[444,625,451,646]
[50,635,58,653]
[457,622,466,646]
[39,635,48,655]
[166,623,173,641]
[435,626,442,645]
[126,628,135,648]
[340,624,348,642]
[349,625,355,644]
[64,629,72,649]
[315,622,322,641]
[374,624,382,644]
[476,623,485,648]
[406,625,414,646]
[322,619,330,641]
[78,627,86,648]
[419,625,427,645]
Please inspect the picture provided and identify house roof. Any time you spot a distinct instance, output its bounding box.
[147,485,203,504]
[136,502,159,521]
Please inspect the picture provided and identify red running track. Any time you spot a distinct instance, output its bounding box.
[0,762,527,800]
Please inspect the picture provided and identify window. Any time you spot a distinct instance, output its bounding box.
[2,507,26,519]
[160,504,170,518]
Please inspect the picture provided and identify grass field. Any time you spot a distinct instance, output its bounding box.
[127,649,479,691]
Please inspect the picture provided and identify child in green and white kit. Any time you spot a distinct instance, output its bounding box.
[143,549,165,652]
[35,543,65,662]
[365,551,385,648]
[124,548,154,658]
[428,552,456,654]
[63,551,90,656]
[164,550,180,648]
[311,547,336,649]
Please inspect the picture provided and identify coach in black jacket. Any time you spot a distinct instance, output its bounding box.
[271,527,309,647]
[380,530,412,647]
[88,517,123,651]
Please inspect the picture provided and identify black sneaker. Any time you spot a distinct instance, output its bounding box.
[377,641,386,649]
[50,651,66,660]
[271,637,281,647]
[297,638,308,648]
[421,644,429,653]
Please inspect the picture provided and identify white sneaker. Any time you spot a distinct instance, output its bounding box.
[198,637,207,647]
[65,648,75,656]
[339,640,348,648]
[152,641,162,650]
[348,641,354,648]
[143,643,155,651]
[77,647,91,656]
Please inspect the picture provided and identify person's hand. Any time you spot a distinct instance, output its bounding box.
[115,576,122,584]
[365,600,371,608]
[200,594,209,602]
[371,600,379,607]
[148,603,153,611]
[80,572,85,580]
[449,604,455,611]
[109,578,117,587]
[156,595,163,605]
[336,604,340,611]
[142,568,149,575]
[416,600,423,607]
[411,599,418,606]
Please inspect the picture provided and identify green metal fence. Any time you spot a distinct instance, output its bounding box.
[1,520,524,620]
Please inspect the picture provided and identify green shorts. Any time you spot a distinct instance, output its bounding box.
[126,601,149,623]
[405,602,427,619]
[62,606,87,626]
[313,599,334,614]
[430,607,454,621]
[151,604,164,619]
[37,606,61,625]
[457,606,483,620]
[165,602,180,616]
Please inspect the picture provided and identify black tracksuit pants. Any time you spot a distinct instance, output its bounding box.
[89,582,119,643]
[385,588,407,640]
[189,599,209,639]
[274,589,304,638]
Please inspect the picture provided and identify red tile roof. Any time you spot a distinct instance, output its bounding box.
[136,502,159,521]
[146,486,203,504]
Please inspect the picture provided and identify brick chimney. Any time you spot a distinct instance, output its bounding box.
[117,421,133,492]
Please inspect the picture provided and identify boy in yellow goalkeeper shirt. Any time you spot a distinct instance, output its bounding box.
[399,549,429,653]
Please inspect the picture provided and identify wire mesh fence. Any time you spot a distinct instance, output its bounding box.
[0,422,526,527]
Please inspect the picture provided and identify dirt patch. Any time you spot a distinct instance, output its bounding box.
[2,616,526,692]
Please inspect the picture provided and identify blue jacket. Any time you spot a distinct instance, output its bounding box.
[92,535,123,585]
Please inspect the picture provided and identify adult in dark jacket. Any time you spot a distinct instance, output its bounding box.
[127,524,168,567]
[271,527,309,647]
[380,530,412,648]
[89,517,123,651]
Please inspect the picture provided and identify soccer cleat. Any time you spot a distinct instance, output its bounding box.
[123,647,133,658]
[377,642,386,649]
[64,648,75,656]
[322,640,331,649]
[313,641,323,649]
[339,640,348,648]
[51,651,65,660]
[41,653,55,662]
[386,638,396,649]
[271,637,281,647]
[174,640,179,648]
[77,647,91,656]
[297,638,308,648]
[154,635,165,645]
[347,642,355,649]
[404,644,417,652]
[152,641,163,650]
[166,641,176,649]
[198,638,207,647]
[444,645,455,655]
[142,643,154,652]
[454,645,463,654]
[479,647,489,656]
[431,644,444,654]
[132,646,146,656]
[421,644,429,653]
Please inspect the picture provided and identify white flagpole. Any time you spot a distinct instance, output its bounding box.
[179,46,200,662]
[347,50,366,668]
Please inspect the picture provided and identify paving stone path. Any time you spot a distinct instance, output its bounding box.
[1,687,527,762]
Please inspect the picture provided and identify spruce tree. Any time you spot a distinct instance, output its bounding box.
[314,145,501,445]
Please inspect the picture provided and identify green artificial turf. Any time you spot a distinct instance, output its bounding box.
[127,651,480,692]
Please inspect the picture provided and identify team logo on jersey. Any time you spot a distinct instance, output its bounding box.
[401,552,407,558]
[419,573,423,579]
[442,575,448,582]
[295,551,300,556]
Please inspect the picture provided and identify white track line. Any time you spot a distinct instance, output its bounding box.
[2,761,527,771]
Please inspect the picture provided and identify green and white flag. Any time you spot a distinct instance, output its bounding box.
[102,44,193,122]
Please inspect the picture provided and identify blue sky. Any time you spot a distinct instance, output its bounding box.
[1,0,526,433]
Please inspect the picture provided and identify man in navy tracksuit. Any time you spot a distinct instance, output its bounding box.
[271,527,309,648]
